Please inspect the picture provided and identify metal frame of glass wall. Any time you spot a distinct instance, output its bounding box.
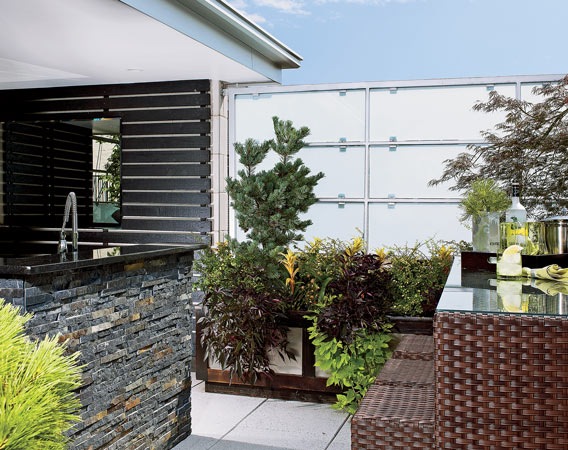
[226,74,563,247]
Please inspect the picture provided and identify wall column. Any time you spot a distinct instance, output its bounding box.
[210,80,229,245]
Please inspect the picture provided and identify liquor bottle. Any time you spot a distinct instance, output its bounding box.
[505,183,527,223]
[501,182,527,248]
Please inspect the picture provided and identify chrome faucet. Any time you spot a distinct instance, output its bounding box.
[58,192,79,254]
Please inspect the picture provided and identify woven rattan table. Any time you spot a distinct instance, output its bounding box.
[435,256,568,450]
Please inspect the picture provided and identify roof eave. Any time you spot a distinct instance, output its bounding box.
[186,0,303,69]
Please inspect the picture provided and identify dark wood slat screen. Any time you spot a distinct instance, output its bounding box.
[2,121,92,227]
[0,79,211,246]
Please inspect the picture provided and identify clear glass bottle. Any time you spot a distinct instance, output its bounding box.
[501,182,527,248]
[505,183,527,224]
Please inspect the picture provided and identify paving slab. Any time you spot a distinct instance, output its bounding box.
[326,416,351,450]
[192,374,204,388]
[221,398,348,450]
[211,439,294,450]
[189,383,266,440]
[174,434,219,450]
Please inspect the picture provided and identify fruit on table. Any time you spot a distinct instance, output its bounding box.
[497,245,523,277]
[497,280,523,312]
[502,245,523,256]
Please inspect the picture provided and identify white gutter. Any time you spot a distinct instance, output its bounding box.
[119,0,302,83]
[184,0,303,68]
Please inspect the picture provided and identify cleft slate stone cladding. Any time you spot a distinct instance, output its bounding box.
[0,251,196,450]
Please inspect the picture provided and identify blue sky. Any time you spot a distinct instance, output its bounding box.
[231,0,568,85]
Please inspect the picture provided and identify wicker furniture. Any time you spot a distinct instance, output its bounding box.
[352,335,435,449]
[375,358,434,388]
[434,255,568,449]
[392,334,434,361]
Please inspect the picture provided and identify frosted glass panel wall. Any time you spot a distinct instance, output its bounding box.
[235,90,365,143]
[236,146,366,199]
[369,145,465,199]
[369,84,516,141]
[298,146,365,198]
[230,77,557,248]
[367,203,469,250]
[520,83,544,103]
[301,202,364,244]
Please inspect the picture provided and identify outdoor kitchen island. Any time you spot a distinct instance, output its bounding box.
[434,255,568,449]
[0,244,206,450]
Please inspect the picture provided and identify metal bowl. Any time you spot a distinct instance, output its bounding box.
[542,215,568,254]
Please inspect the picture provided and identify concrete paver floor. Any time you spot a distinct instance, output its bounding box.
[174,375,350,450]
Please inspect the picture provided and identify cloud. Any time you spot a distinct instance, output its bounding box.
[230,0,249,8]
[253,0,311,15]
[315,0,415,4]
[228,0,269,25]
[246,12,268,23]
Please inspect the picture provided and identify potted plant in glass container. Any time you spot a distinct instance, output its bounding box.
[460,179,510,252]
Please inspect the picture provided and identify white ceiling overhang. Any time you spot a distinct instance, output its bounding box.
[0,0,302,90]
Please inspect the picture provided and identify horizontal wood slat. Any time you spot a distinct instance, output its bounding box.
[122,204,210,218]
[122,192,210,204]
[4,121,94,143]
[0,108,211,123]
[0,227,210,245]
[121,122,210,135]
[7,163,90,180]
[3,121,92,227]
[5,142,94,161]
[80,230,209,245]
[122,150,210,164]
[121,219,211,233]
[4,131,92,152]
[4,174,90,190]
[6,205,92,215]
[6,193,91,204]
[121,136,210,149]
[1,79,211,246]
[0,79,209,101]
[5,152,91,171]
[122,178,210,191]
[122,164,210,177]
[11,94,210,114]
[120,108,210,122]
[6,184,91,197]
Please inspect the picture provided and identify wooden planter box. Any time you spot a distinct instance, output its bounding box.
[194,309,433,402]
[194,309,342,402]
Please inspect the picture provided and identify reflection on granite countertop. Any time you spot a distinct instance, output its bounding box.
[437,255,568,316]
[0,244,207,276]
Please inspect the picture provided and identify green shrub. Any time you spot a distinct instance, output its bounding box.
[198,117,324,384]
[226,116,324,250]
[459,178,510,227]
[302,238,393,413]
[0,299,82,450]
[386,239,455,316]
[284,237,348,310]
[195,241,293,384]
[308,327,391,415]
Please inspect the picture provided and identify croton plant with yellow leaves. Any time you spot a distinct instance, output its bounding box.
[196,234,459,412]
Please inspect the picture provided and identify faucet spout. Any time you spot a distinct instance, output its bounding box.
[59,192,79,254]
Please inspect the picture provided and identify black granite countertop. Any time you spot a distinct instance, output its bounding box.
[437,255,568,316]
[0,244,207,276]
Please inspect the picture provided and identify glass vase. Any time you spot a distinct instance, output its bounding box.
[472,212,500,252]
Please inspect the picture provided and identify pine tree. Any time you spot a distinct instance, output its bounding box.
[227,116,324,250]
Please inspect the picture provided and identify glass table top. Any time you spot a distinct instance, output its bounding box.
[437,255,568,316]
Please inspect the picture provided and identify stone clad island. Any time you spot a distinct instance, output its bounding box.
[0,244,206,449]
